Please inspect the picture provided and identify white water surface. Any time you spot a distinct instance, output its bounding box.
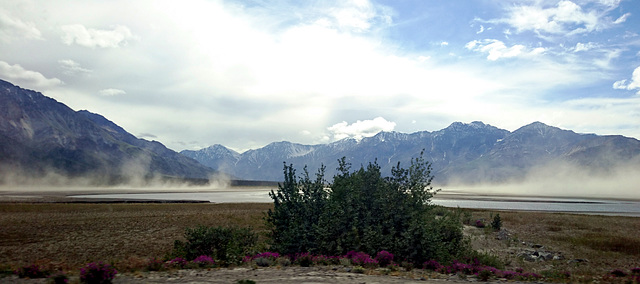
[69,189,640,217]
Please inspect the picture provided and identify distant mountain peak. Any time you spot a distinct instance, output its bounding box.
[445,121,491,131]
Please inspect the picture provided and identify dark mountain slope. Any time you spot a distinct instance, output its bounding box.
[0,79,212,184]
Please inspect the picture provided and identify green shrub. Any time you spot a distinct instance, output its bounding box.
[267,152,469,265]
[172,225,257,266]
[491,214,502,231]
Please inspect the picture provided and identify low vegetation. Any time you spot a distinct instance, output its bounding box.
[1,155,639,282]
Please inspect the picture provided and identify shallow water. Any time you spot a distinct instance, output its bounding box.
[69,190,640,217]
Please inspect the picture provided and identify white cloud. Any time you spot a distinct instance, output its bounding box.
[0,10,42,41]
[440,41,449,46]
[496,0,626,38]
[0,61,62,89]
[308,0,393,33]
[327,117,396,141]
[465,39,545,61]
[61,24,133,48]
[58,59,92,76]
[613,66,640,94]
[99,88,126,96]
[573,42,598,52]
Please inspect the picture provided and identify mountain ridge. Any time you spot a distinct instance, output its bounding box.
[182,121,640,184]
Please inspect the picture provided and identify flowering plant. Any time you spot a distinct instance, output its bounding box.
[375,250,394,267]
[192,255,215,267]
[346,251,378,267]
[167,257,188,268]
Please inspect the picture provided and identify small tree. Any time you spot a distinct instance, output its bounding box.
[491,213,502,231]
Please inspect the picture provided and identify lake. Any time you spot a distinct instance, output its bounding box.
[69,189,640,217]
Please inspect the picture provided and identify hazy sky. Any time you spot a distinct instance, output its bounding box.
[1,0,639,152]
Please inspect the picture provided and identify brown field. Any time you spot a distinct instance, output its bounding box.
[0,202,638,281]
[464,210,640,279]
[0,203,271,273]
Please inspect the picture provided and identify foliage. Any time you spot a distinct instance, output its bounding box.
[172,225,257,265]
[15,264,48,278]
[491,213,502,231]
[266,164,327,254]
[266,152,469,264]
[79,262,117,284]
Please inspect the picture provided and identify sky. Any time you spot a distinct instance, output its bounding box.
[1,0,640,153]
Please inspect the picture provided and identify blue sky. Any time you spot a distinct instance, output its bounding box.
[1,0,639,152]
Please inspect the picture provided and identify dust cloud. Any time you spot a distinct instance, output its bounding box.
[445,159,640,200]
[0,154,234,192]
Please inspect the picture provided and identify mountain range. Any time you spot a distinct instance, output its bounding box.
[2,78,639,186]
[0,79,213,185]
[182,121,640,184]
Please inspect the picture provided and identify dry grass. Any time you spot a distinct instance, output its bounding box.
[465,210,640,278]
[0,203,271,272]
[1,203,638,280]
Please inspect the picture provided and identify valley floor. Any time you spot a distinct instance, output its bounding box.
[0,192,638,282]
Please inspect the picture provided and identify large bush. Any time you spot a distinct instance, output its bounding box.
[266,152,469,264]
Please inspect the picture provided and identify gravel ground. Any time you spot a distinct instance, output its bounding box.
[2,266,489,284]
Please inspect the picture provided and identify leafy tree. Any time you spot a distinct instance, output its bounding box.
[266,152,469,264]
[266,164,326,254]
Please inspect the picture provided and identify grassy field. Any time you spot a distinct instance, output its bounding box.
[0,202,638,280]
